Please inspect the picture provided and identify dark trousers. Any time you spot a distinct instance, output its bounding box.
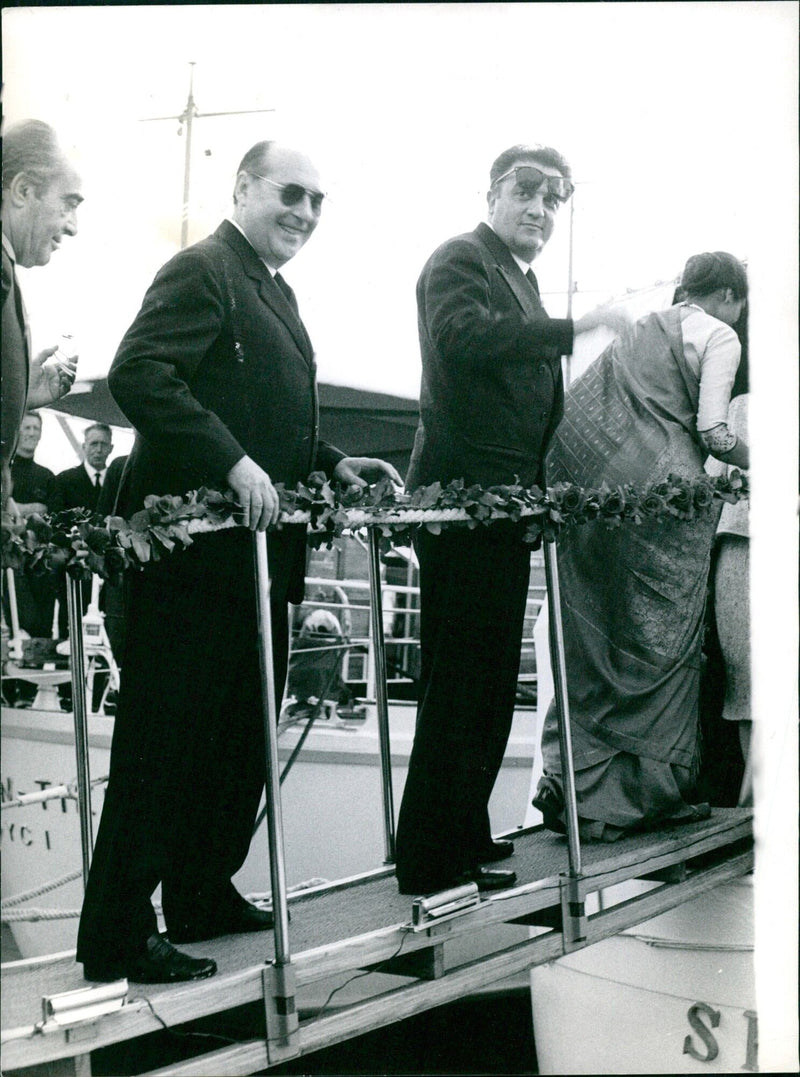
[394,524,531,891]
[76,529,296,965]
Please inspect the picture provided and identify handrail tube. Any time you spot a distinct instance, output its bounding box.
[543,539,582,878]
[252,533,292,966]
[66,577,94,888]
[366,527,397,863]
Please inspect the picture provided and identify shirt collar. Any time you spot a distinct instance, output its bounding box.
[226,218,279,276]
[2,232,17,265]
[83,461,107,483]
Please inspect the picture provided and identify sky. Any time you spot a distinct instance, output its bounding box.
[2,6,799,1060]
[3,2,796,399]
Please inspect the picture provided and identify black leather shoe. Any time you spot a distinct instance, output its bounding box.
[457,866,517,892]
[532,777,567,835]
[168,900,276,944]
[477,839,515,863]
[83,934,217,984]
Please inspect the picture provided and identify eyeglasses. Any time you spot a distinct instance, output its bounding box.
[247,173,325,215]
[492,166,574,206]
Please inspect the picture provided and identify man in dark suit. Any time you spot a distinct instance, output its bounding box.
[51,424,115,669]
[3,411,57,706]
[77,141,400,984]
[1,119,80,510]
[51,423,114,513]
[394,144,629,895]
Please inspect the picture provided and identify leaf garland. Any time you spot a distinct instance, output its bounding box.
[1,470,748,585]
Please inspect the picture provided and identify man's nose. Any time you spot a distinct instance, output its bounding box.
[292,193,320,222]
[523,192,546,217]
[63,209,79,236]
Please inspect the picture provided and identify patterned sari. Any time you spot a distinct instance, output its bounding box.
[538,305,727,839]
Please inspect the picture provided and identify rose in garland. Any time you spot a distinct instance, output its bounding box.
[0,472,749,582]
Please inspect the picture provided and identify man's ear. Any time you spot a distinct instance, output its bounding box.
[486,188,496,217]
[6,172,38,208]
[233,170,249,204]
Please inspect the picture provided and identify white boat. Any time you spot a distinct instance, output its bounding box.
[526,601,757,1075]
[0,697,542,961]
[531,877,756,1075]
[1,541,546,962]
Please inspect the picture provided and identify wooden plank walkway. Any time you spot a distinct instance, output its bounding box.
[1,808,753,1076]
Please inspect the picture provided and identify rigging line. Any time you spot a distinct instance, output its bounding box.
[302,929,410,1030]
[129,995,240,1050]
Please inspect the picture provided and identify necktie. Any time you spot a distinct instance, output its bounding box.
[273,272,313,355]
[525,268,540,296]
[93,472,102,487]
[274,272,299,315]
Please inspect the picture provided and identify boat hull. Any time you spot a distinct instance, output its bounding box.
[1,700,540,958]
[531,877,756,1075]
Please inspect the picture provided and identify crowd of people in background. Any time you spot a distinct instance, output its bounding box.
[1,416,127,708]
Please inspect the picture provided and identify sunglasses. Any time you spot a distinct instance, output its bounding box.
[493,166,574,205]
[248,173,326,214]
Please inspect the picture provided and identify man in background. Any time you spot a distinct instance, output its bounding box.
[395,144,630,896]
[2,411,57,705]
[51,423,117,688]
[51,423,114,513]
[10,411,54,517]
[1,119,80,510]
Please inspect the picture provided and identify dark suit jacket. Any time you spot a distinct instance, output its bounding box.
[1,243,29,469]
[406,222,573,491]
[52,463,103,513]
[96,455,128,518]
[10,456,55,507]
[108,220,344,599]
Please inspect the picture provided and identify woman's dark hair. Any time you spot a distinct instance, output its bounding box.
[679,251,748,301]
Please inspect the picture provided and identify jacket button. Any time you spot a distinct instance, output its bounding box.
[538,362,548,375]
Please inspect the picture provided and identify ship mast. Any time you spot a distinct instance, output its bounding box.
[141,62,275,248]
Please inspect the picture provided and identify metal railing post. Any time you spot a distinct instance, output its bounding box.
[542,539,582,880]
[367,527,397,863]
[252,532,292,966]
[66,576,93,888]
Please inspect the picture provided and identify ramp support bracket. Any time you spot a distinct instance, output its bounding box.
[263,961,300,1064]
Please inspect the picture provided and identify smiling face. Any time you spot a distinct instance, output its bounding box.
[9,160,83,268]
[16,414,43,459]
[233,145,322,269]
[487,157,564,263]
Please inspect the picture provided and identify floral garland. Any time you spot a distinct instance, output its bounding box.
[1,470,748,585]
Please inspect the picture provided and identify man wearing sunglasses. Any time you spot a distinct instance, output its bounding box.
[395,144,630,897]
[77,141,401,985]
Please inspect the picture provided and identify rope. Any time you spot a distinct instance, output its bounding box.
[2,906,81,922]
[1,868,83,909]
[1,774,108,811]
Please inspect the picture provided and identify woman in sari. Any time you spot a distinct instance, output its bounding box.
[533,252,749,841]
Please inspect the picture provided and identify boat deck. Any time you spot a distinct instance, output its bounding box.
[1,808,753,1076]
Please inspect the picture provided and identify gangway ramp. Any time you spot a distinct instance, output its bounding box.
[1,807,752,1076]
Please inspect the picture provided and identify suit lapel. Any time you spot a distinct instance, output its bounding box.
[216,221,314,365]
[474,222,543,319]
[257,273,314,363]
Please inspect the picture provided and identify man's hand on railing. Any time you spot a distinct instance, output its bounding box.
[333,457,403,492]
[226,456,281,531]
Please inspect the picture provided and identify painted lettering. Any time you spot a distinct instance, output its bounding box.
[35,780,52,810]
[683,1001,720,1062]
[20,825,33,846]
[742,1009,758,1072]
